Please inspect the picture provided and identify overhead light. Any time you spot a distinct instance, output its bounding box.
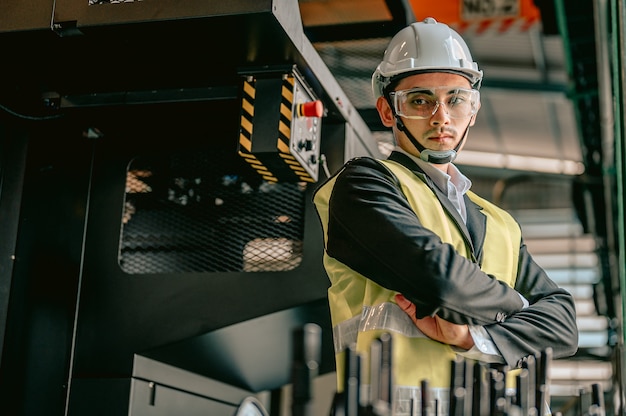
[456,150,585,175]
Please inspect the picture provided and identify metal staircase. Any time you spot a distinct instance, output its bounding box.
[508,206,617,414]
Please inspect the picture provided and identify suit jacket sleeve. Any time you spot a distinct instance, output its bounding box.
[322,156,578,367]
[484,243,578,366]
[324,157,524,325]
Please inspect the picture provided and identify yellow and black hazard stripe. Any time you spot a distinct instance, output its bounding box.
[238,78,278,183]
[278,75,315,183]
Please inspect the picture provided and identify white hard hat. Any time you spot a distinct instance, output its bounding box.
[372,17,483,99]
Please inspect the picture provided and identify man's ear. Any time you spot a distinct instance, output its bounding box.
[469,101,481,126]
[376,96,395,128]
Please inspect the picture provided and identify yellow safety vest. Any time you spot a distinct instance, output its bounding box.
[313,159,522,413]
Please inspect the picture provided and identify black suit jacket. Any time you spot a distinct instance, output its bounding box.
[316,151,578,367]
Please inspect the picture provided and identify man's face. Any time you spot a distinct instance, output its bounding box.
[376,72,480,158]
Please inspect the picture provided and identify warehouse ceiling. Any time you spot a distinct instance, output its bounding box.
[299,0,587,178]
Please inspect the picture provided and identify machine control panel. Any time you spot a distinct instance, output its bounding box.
[238,67,325,183]
[289,74,324,182]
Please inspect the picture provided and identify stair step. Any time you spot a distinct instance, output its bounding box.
[525,235,596,254]
[550,359,612,382]
[510,208,579,224]
[521,223,585,239]
[545,268,599,285]
[560,284,593,298]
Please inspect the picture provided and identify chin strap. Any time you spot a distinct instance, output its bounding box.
[394,116,471,164]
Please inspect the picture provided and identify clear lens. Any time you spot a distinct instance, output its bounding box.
[391,86,480,119]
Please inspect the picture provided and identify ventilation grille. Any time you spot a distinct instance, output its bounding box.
[119,149,307,274]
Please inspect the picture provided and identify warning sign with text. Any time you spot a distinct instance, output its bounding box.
[461,0,520,20]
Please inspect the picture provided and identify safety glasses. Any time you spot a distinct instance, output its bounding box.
[390,86,480,119]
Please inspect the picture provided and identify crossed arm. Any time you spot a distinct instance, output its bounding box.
[395,293,474,350]
[324,157,578,367]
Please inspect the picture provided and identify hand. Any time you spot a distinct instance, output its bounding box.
[395,294,474,350]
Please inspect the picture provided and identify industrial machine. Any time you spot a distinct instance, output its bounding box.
[0,0,380,414]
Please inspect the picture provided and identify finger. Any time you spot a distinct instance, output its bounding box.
[394,294,416,315]
[394,293,409,308]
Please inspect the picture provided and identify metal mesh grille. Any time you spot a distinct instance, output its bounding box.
[119,149,307,274]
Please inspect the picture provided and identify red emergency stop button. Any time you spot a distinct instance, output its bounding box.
[297,100,323,118]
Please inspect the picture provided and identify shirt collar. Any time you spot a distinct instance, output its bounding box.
[394,147,472,196]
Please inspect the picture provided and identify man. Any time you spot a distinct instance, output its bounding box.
[313,17,578,415]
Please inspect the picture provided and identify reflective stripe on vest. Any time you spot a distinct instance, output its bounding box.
[333,302,428,353]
